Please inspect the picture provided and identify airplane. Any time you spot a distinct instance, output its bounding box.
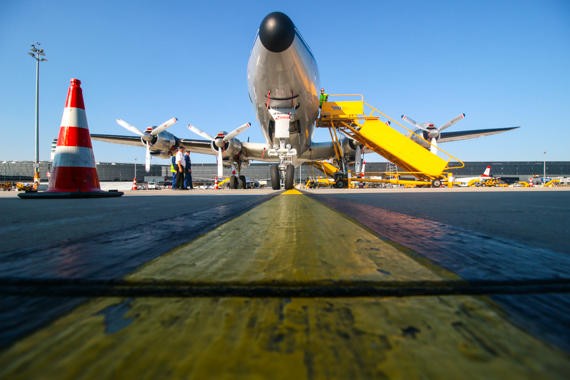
[91,12,519,190]
[456,165,492,186]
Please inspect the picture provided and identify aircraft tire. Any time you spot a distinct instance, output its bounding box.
[238,175,246,189]
[271,165,280,190]
[230,176,238,189]
[285,165,294,190]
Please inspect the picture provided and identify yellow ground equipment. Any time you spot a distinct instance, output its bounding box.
[304,162,339,188]
[16,183,36,191]
[318,95,464,187]
[2,182,13,191]
[468,178,508,187]
[544,179,560,187]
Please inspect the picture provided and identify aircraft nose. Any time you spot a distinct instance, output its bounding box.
[259,12,295,53]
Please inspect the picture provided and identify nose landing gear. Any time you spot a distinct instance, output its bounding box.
[270,163,295,190]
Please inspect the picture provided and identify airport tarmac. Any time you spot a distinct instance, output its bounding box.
[1,187,569,378]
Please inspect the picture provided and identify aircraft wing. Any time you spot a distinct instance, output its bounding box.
[179,138,216,155]
[91,134,142,147]
[438,127,519,143]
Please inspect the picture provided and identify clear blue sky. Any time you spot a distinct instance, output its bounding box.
[1,0,568,164]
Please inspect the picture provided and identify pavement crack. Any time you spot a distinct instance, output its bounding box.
[0,278,569,298]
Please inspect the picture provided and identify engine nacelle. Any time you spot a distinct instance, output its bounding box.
[212,138,242,161]
[340,137,360,163]
[143,130,177,159]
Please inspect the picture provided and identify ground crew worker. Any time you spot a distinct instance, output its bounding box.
[319,88,328,108]
[174,146,186,190]
[170,153,177,188]
[184,151,193,190]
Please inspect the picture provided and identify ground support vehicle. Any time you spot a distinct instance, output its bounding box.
[469,178,509,187]
[16,183,36,191]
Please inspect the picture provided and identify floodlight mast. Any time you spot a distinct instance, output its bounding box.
[29,43,47,184]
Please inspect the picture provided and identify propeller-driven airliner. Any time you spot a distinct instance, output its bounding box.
[91,12,518,190]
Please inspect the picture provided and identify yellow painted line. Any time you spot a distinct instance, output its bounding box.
[1,296,569,379]
[125,191,451,284]
[283,189,302,194]
[1,193,570,378]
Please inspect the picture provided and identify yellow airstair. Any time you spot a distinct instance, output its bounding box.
[317,95,464,185]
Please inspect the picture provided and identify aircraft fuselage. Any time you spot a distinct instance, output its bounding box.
[247,12,320,163]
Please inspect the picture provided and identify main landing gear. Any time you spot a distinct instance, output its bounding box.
[229,175,247,189]
[270,164,295,190]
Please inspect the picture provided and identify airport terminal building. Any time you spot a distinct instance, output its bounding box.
[2,160,569,184]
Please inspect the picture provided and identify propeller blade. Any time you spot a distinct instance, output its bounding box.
[117,119,143,136]
[223,123,251,142]
[401,115,427,131]
[188,125,215,141]
[217,148,223,177]
[151,117,178,135]
[145,143,150,172]
[439,113,465,132]
[430,138,438,155]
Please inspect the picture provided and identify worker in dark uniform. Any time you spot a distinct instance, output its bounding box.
[184,151,193,189]
[319,88,328,108]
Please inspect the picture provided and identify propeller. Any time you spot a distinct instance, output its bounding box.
[187,122,251,177]
[401,113,465,155]
[117,117,178,172]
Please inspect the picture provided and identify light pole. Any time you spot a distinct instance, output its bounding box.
[543,151,547,185]
[28,43,47,184]
[134,158,137,180]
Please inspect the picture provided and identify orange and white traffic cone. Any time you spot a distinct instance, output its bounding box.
[19,79,123,199]
[529,177,534,187]
[214,176,218,190]
[132,177,138,190]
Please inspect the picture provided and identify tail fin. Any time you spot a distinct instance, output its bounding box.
[482,166,491,177]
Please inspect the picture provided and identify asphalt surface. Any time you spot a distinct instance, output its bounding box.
[304,187,570,254]
[0,190,270,254]
[1,186,570,374]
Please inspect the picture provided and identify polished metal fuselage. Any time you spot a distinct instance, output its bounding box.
[247,29,321,164]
